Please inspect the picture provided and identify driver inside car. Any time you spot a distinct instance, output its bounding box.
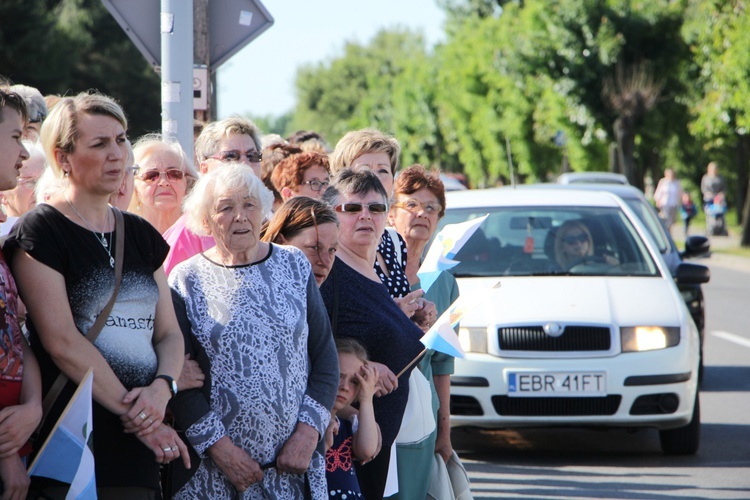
[553,220,619,270]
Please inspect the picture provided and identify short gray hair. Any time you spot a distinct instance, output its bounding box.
[194,116,262,164]
[10,84,47,123]
[183,162,274,236]
[322,167,388,208]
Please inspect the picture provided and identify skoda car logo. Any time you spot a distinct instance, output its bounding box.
[543,322,564,337]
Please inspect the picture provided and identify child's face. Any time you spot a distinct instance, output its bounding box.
[334,353,364,412]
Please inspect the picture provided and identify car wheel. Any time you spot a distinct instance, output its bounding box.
[659,393,700,455]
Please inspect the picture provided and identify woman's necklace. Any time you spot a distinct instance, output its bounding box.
[65,195,115,268]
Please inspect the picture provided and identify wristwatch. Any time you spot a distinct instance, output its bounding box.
[155,374,178,397]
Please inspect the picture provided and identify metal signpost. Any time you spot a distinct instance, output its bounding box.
[101,0,274,155]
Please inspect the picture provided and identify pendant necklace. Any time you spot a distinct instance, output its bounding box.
[66,195,115,268]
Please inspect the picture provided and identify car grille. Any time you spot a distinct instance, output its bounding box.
[450,395,484,416]
[492,395,622,416]
[498,326,611,351]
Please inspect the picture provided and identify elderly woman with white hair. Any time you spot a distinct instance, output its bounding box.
[128,134,197,234]
[168,163,338,498]
[9,84,47,141]
[0,139,46,235]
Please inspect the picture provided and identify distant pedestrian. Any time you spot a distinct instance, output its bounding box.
[654,168,683,233]
[680,192,697,237]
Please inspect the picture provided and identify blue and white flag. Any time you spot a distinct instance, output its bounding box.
[418,214,489,292]
[29,370,97,500]
[419,282,501,358]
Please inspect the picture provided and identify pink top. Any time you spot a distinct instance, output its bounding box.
[162,214,215,276]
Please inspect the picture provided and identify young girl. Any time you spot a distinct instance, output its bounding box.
[325,338,381,499]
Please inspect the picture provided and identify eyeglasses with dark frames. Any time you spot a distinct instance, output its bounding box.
[333,202,388,214]
[137,168,185,183]
[562,233,589,246]
[209,150,263,163]
[301,180,330,192]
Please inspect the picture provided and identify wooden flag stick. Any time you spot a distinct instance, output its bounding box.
[396,348,427,379]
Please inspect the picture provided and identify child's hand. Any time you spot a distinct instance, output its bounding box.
[356,362,379,402]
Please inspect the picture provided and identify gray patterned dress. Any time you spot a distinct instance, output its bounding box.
[169,244,338,499]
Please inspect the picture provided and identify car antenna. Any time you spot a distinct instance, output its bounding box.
[506,136,515,188]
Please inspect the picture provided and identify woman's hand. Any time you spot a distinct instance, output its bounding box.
[412,298,438,332]
[208,436,263,492]
[369,361,398,397]
[178,354,205,391]
[0,454,30,500]
[277,423,318,475]
[434,427,453,464]
[393,289,424,319]
[120,381,172,436]
[356,363,379,402]
[0,402,42,458]
[137,423,190,468]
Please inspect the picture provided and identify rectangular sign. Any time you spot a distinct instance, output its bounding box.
[508,371,606,397]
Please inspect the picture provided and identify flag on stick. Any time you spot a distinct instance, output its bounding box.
[29,369,97,500]
[418,214,489,292]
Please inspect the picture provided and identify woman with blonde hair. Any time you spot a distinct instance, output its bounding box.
[554,220,594,270]
[6,91,188,497]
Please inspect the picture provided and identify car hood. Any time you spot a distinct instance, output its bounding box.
[458,276,685,327]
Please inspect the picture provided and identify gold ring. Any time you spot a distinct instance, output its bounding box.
[139,412,148,420]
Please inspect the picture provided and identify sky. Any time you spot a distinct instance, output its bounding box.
[215,0,446,119]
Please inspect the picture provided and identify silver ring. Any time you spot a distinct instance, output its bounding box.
[171,446,178,452]
[139,412,148,420]
[163,447,171,452]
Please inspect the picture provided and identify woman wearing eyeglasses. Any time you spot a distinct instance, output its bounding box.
[271,151,331,202]
[128,134,198,234]
[554,219,619,270]
[388,164,458,499]
[320,168,424,500]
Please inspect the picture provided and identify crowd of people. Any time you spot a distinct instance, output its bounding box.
[0,81,462,499]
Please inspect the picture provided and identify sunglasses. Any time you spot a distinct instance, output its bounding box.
[562,233,589,246]
[137,169,185,183]
[393,198,442,215]
[210,150,263,163]
[333,202,388,214]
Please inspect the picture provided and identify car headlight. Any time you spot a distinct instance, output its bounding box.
[621,326,680,352]
[458,327,488,353]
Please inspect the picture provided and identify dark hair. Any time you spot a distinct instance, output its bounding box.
[394,164,447,218]
[335,337,369,361]
[271,151,330,192]
[322,168,388,207]
[0,85,29,123]
[261,196,339,243]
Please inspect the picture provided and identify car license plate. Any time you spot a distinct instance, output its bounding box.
[508,372,606,397]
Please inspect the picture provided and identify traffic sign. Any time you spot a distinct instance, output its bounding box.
[101,0,274,71]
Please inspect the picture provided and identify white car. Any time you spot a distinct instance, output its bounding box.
[441,187,707,455]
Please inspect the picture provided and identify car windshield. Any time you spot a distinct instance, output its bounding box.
[438,206,661,278]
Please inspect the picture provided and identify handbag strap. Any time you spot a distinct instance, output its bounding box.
[39,208,126,424]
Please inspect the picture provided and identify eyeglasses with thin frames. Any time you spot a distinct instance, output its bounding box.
[209,150,262,163]
[127,165,140,176]
[392,198,442,215]
[137,169,185,183]
[301,180,330,192]
[333,202,388,214]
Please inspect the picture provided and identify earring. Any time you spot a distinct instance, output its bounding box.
[63,170,69,178]
[136,203,141,211]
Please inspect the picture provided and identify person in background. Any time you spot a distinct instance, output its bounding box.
[329,128,436,329]
[9,85,47,141]
[108,139,137,212]
[700,161,725,207]
[653,168,683,233]
[0,139,46,235]
[0,83,43,500]
[680,191,697,237]
[319,168,424,499]
[288,130,331,154]
[325,337,381,500]
[271,151,331,202]
[6,91,188,497]
[163,116,263,275]
[168,163,337,498]
[261,143,302,212]
[387,165,457,498]
[262,196,339,286]
[129,135,198,234]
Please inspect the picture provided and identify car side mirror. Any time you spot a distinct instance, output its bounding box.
[675,262,710,285]
[682,235,710,259]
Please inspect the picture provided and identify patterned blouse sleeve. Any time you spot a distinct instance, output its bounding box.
[299,267,338,439]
